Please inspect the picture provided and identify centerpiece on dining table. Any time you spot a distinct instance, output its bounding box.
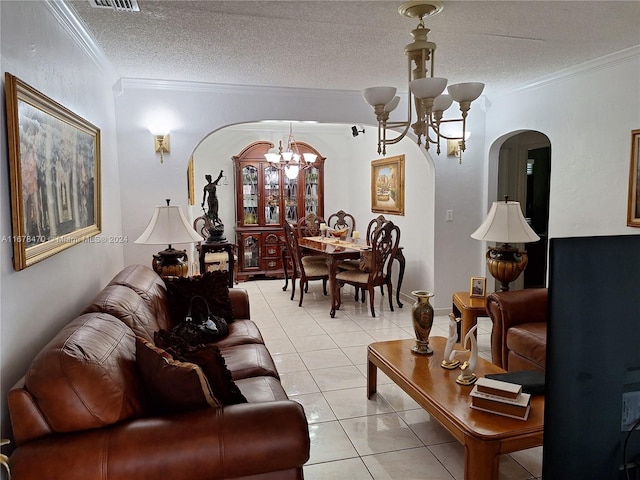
[327,227,349,241]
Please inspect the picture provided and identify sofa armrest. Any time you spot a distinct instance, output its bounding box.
[229,288,250,320]
[10,400,309,480]
[486,288,548,369]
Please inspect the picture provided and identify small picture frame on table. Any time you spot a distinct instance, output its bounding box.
[470,277,486,297]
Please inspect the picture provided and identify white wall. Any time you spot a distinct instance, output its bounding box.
[0,1,125,437]
[484,47,640,240]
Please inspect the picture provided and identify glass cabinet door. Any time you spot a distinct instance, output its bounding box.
[242,165,259,225]
[304,167,320,215]
[264,165,281,225]
[284,172,298,222]
[242,234,260,269]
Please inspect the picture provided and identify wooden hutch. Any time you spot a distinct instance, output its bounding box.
[233,141,325,281]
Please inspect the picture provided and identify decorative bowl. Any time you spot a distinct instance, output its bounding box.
[328,227,349,239]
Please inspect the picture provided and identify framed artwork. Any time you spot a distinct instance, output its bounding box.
[470,276,487,297]
[5,73,101,270]
[627,129,640,227]
[371,154,405,215]
[187,156,195,205]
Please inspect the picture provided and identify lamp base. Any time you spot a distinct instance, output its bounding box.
[486,244,529,292]
[152,247,189,278]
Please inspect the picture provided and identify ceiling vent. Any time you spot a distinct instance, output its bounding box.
[88,0,140,12]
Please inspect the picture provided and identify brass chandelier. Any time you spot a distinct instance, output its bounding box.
[363,1,484,160]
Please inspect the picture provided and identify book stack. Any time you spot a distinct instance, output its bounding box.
[470,377,531,421]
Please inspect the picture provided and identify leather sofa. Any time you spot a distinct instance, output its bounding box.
[485,288,548,372]
[7,265,309,480]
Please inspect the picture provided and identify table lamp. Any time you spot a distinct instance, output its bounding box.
[470,197,539,292]
[135,199,203,277]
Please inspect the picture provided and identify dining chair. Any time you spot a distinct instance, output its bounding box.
[283,221,328,306]
[327,210,356,237]
[335,220,400,317]
[296,212,326,238]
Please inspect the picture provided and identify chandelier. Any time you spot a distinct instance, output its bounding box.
[362,1,484,161]
[265,123,317,179]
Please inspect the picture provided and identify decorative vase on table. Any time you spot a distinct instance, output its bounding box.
[411,290,434,355]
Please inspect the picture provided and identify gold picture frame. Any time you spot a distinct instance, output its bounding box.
[470,276,487,297]
[627,129,640,227]
[371,154,405,215]
[187,156,195,205]
[5,73,101,270]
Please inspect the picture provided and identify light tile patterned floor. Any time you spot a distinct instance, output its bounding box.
[240,279,543,480]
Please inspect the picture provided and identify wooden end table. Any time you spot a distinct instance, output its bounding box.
[452,291,487,342]
[367,337,544,480]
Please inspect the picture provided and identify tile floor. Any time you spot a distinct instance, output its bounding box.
[240,278,543,480]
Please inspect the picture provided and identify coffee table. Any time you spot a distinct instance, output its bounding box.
[367,337,544,480]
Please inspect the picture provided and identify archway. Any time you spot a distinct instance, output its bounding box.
[490,131,551,290]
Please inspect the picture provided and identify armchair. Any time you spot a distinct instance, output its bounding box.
[485,288,548,372]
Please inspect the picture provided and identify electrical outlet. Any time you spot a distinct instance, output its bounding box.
[445,210,453,222]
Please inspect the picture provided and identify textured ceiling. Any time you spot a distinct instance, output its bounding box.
[69,0,640,96]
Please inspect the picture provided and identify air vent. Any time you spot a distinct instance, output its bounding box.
[88,0,140,12]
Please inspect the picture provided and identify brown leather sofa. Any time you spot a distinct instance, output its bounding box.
[7,265,309,480]
[485,288,548,372]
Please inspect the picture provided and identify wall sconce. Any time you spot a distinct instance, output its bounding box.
[153,133,170,163]
[351,126,365,137]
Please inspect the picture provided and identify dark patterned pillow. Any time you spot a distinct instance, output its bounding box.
[164,271,234,327]
[155,330,247,405]
[136,336,220,414]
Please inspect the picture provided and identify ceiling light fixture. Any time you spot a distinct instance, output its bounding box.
[264,123,317,179]
[362,1,484,161]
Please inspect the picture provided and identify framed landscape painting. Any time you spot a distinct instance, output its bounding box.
[371,154,405,215]
[627,129,640,227]
[5,73,101,270]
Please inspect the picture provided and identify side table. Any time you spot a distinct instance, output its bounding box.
[198,241,236,288]
[452,291,487,342]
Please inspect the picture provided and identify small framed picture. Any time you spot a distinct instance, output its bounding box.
[470,277,487,297]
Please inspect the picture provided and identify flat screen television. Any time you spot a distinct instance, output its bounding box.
[543,235,640,479]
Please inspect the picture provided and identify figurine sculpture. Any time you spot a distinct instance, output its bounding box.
[201,170,226,242]
[441,313,461,369]
[449,324,479,385]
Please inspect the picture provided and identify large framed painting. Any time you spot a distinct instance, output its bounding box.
[371,154,405,215]
[5,73,101,270]
[627,129,640,227]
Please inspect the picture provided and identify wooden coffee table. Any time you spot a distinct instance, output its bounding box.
[367,337,544,480]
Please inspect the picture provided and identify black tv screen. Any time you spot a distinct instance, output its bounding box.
[543,235,640,479]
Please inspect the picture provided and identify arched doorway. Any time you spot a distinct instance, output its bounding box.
[496,131,551,289]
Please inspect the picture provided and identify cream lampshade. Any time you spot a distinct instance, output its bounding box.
[135,199,203,277]
[471,198,540,292]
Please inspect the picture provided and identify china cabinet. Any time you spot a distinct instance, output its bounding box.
[233,141,325,281]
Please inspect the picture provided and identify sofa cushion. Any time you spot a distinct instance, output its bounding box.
[506,322,547,369]
[154,330,247,405]
[165,271,234,325]
[215,319,264,348]
[24,313,146,433]
[235,376,290,403]
[108,264,173,331]
[220,344,280,380]
[83,284,160,341]
[136,337,221,413]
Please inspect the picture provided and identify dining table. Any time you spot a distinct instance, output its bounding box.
[290,236,406,318]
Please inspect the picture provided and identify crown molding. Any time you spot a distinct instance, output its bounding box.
[117,77,360,99]
[495,45,640,98]
[45,0,120,86]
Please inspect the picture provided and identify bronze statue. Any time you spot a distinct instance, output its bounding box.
[202,170,224,224]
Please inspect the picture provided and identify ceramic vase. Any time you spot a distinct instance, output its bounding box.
[411,290,434,355]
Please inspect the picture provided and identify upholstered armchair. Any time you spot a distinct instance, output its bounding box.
[485,288,548,372]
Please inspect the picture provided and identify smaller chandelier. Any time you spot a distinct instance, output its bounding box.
[363,1,485,161]
[265,123,317,179]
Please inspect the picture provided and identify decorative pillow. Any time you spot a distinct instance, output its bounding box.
[164,271,234,326]
[155,330,247,405]
[135,336,221,413]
